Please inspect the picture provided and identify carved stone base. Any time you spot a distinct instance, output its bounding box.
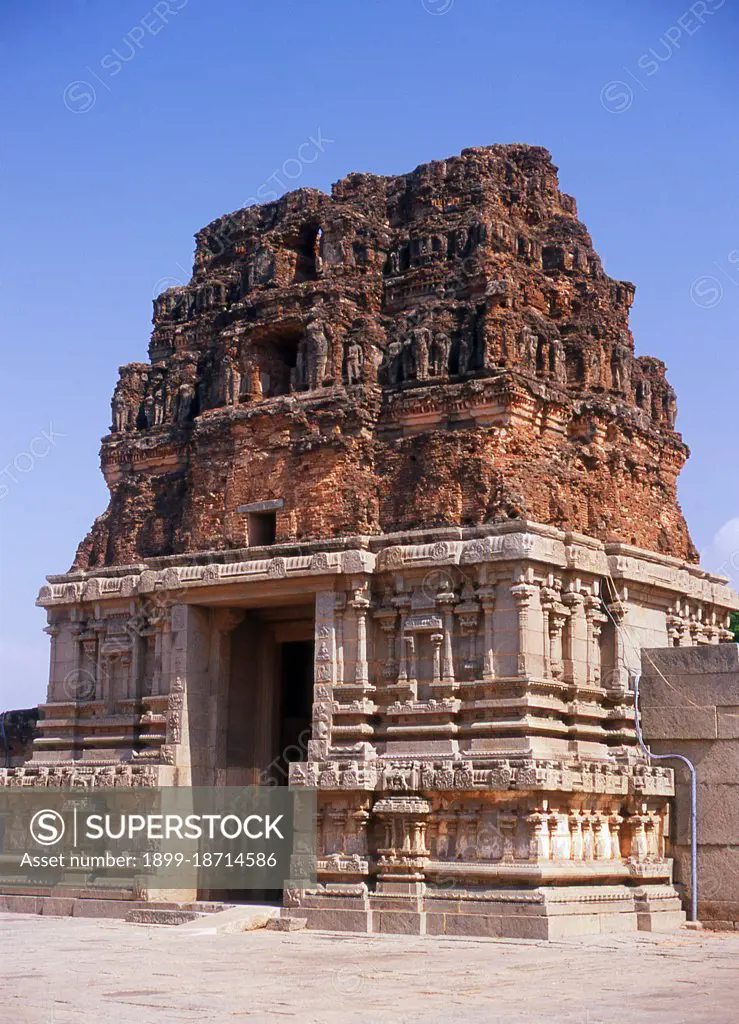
[280,883,685,938]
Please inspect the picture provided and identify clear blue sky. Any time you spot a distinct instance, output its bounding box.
[1,0,737,710]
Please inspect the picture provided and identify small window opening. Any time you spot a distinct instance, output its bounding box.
[248,512,276,546]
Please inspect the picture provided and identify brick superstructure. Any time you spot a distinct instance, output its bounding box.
[76,144,694,570]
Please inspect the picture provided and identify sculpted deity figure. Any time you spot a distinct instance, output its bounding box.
[662,386,677,429]
[152,381,166,425]
[387,340,403,385]
[224,356,241,406]
[549,338,567,384]
[457,332,472,375]
[142,392,156,428]
[345,338,364,386]
[111,392,129,433]
[611,342,630,392]
[518,326,538,369]
[411,326,431,380]
[389,250,401,276]
[305,316,330,390]
[401,337,415,382]
[176,382,196,424]
[431,331,451,377]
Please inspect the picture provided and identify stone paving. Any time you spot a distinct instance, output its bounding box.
[2,913,738,1023]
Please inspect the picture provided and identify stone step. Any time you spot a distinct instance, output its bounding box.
[266,915,308,932]
[125,908,208,926]
[178,904,280,934]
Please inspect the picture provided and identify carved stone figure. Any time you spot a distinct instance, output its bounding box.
[662,386,677,429]
[142,393,155,428]
[387,340,403,385]
[612,342,630,392]
[549,338,567,384]
[431,332,451,377]
[401,338,415,382]
[411,326,431,380]
[519,326,538,369]
[457,333,472,375]
[345,339,364,385]
[224,358,241,406]
[176,382,196,424]
[305,317,330,390]
[112,393,129,433]
[152,381,166,426]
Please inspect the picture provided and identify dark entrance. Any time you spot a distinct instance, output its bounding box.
[276,639,314,784]
[213,605,314,905]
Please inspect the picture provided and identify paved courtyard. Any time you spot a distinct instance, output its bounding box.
[2,912,738,1023]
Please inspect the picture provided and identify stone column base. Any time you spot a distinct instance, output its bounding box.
[281,883,685,939]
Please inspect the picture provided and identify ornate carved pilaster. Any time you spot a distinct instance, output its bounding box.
[511,580,537,678]
[373,592,398,682]
[526,806,551,861]
[562,587,586,689]
[605,599,629,698]
[478,586,496,682]
[609,812,624,860]
[430,632,443,684]
[334,593,346,685]
[548,605,568,681]
[568,811,584,860]
[393,590,412,690]
[349,583,371,688]
[454,582,480,680]
[436,581,457,686]
[584,593,607,687]
[149,607,171,697]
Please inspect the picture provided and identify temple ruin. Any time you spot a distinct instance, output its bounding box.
[7,144,739,937]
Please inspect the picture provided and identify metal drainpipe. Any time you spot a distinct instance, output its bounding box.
[632,671,698,924]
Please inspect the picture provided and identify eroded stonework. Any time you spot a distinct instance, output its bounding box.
[76,144,694,570]
[9,146,739,937]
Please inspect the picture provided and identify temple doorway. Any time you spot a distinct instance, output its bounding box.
[225,604,314,786]
[211,603,314,905]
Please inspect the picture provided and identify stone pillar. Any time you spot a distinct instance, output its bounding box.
[431,632,443,684]
[605,599,629,697]
[373,602,398,682]
[211,609,245,782]
[562,587,587,688]
[455,584,480,680]
[350,584,370,687]
[511,581,537,678]
[395,592,411,687]
[548,605,567,681]
[128,632,142,700]
[584,593,606,687]
[437,586,456,686]
[479,587,496,682]
[334,593,346,685]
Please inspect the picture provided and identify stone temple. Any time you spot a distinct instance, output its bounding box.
[10,144,739,937]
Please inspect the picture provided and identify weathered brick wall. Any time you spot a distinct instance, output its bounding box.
[641,645,739,929]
